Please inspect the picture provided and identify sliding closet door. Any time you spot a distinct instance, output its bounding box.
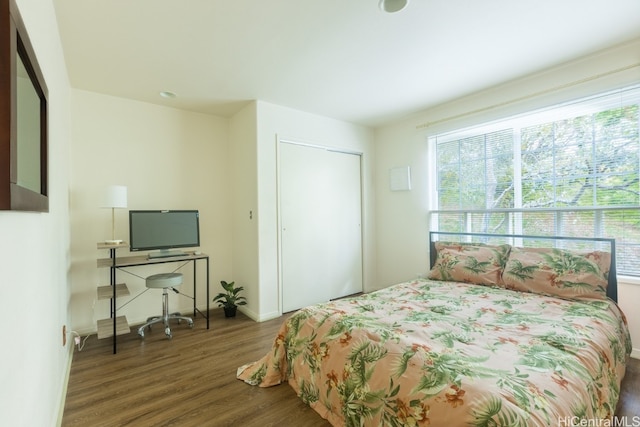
[280,142,363,313]
[324,149,363,299]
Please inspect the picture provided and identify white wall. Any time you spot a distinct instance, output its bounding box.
[229,102,260,319]
[619,280,640,358]
[0,0,72,426]
[252,101,376,320]
[374,123,431,287]
[69,90,232,333]
[374,39,640,357]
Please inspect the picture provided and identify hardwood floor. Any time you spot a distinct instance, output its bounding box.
[62,310,329,427]
[618,351,640,418]
[62,310,639,426]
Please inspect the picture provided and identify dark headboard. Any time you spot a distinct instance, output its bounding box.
[429,231,618,302]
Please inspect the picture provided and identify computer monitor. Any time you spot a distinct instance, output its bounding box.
[129,210,200,258]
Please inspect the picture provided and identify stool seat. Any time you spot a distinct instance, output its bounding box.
[146,272,183,289]
[138,272,193,339]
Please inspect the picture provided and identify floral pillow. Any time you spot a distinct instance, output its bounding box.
[502,247,610,301]
[428,242,511,287]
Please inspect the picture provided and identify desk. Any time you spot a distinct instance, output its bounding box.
[97,244,210,354]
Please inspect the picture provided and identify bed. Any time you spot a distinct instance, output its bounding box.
[237,233,632,426]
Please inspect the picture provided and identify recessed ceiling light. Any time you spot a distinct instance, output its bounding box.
[160,91,177,99]
[379,0,409,13]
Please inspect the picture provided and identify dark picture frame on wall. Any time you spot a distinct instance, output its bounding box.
[0,0,49,212]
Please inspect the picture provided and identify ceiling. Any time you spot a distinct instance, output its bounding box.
[53,0,640,128]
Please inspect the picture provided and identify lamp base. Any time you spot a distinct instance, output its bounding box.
[104,239,124,245]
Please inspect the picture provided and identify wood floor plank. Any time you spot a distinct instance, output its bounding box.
[62,310,639,426]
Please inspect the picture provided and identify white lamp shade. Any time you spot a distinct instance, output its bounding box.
[103,185,128,209]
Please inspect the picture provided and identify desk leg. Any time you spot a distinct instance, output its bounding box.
[193,260,197,318]
[111,248,117,355]
[206,257,210,329]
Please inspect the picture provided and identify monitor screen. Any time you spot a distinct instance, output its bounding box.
[129,210,200,252]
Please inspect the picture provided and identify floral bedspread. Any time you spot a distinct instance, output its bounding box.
[237,279,631,426]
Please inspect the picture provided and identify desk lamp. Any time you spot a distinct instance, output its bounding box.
[102,185,127,244]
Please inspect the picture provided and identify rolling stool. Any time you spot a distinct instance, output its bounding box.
[137,272,194,339]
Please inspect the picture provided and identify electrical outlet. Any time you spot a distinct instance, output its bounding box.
[62,325,67,346]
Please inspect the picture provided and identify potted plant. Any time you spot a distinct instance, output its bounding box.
[213,280,247,317]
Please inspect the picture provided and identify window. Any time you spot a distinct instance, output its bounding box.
[430,85,640,276]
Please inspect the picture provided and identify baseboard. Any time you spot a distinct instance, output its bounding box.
[631,348,640,359]
[56,341,76,426]
[238,306,281,322]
